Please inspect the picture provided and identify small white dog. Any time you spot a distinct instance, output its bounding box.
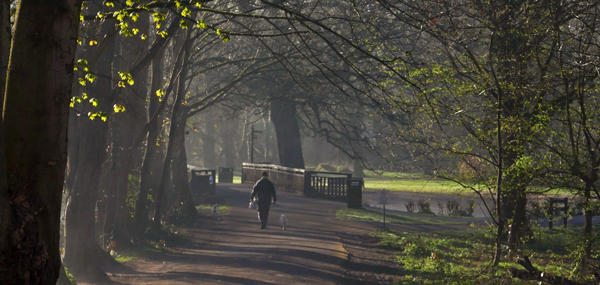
[211,204,218,217]
[279,214,288,230]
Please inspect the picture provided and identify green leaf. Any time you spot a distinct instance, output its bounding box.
[82,93,88,100]
[132,28,139,35]
[105,1,114,7]
[181,7,192,17]
[130,12,139,22]
[180,19,189,29]
[85,73,96,83]
[78,78,86,86]
[221,33,230,42]
[156,89,165,97]
[89,98,98,107]
[99,112,108,122]
[140,34,147,40]
[126,0,134,6]
[114,104,126,113]
[118,81,126,88]
[197,20,206,29]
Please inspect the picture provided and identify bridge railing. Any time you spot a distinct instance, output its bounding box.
[242,162,353,199]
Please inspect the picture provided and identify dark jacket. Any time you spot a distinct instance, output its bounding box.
[251,177,276,205]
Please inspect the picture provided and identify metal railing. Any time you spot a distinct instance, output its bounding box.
[242,162,353,199]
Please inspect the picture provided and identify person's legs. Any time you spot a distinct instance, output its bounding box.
[257,203,270,229]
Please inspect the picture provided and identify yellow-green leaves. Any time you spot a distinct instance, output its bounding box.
[197,20,207,29]
[88,111,108,122]
[77,59,89,72]
[216,29,230,42]
[152,12,165,23]
[105,1,114,7]
[70,96,83,107]
[156,89,165,97]
[85,73,96,83]
[89,98,98,107]
[140,34,148,40]
[118,72,134,86]
[181,7,192,17]
[180,19,189,29]
[114,104,126,113]
[130,12,139,22]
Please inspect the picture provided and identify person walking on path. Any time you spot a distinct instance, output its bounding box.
[250,172,277,229]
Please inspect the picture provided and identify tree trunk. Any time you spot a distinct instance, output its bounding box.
[153,29,197,226]
[64,61,114,283]
[353,158,365,177]
[202,109,217,168]
[270,98,305,169]
[0,0,82,283]
[220,118,238,167]
[135,52,165,234]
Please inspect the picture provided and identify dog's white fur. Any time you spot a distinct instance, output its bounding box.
[279,214,288,230]
[211,204,218,216]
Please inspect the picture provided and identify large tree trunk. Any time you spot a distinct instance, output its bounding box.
[153,29,197,226]
[135,52,165,234]
[0,0,82,283]
[63,38,115,282]
[271,98,305,169]
[0,0,10,278]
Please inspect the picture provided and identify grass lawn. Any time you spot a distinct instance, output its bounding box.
[364,177,464,194]
[336,207,468,226]
[374,225,592,284]
[364,170,430,179]
[196,204,230,212]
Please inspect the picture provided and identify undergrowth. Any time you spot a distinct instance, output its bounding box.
[374,224,600,284]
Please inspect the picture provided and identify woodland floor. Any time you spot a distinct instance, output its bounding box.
[81,184,472,285]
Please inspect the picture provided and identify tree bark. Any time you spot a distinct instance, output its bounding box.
[63,44,115,283]
[135,52,165,234]
[0,0,82,283]
[202,109,217,168]
[270,98,305,169]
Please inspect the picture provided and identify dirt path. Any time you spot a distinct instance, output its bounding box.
[92,183,470,285]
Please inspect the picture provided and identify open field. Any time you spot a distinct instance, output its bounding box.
[364,177,465,194]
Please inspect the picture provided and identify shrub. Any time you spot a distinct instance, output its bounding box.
[446,199,460,216]
[464,199,475,217]
[437,201,445,215]
[406,200,415,213]
[316,163,336,172]
[417,199,433,215]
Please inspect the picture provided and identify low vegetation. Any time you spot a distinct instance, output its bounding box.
[336,207,469,226]
[374,225,600,284]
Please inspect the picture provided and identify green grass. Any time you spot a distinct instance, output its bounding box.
[373,225,596,284]
[336,207,468,225]
[196,204,230,212]
[110,252,136,263]
[364,178,464,193]
[363,170,430,179]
